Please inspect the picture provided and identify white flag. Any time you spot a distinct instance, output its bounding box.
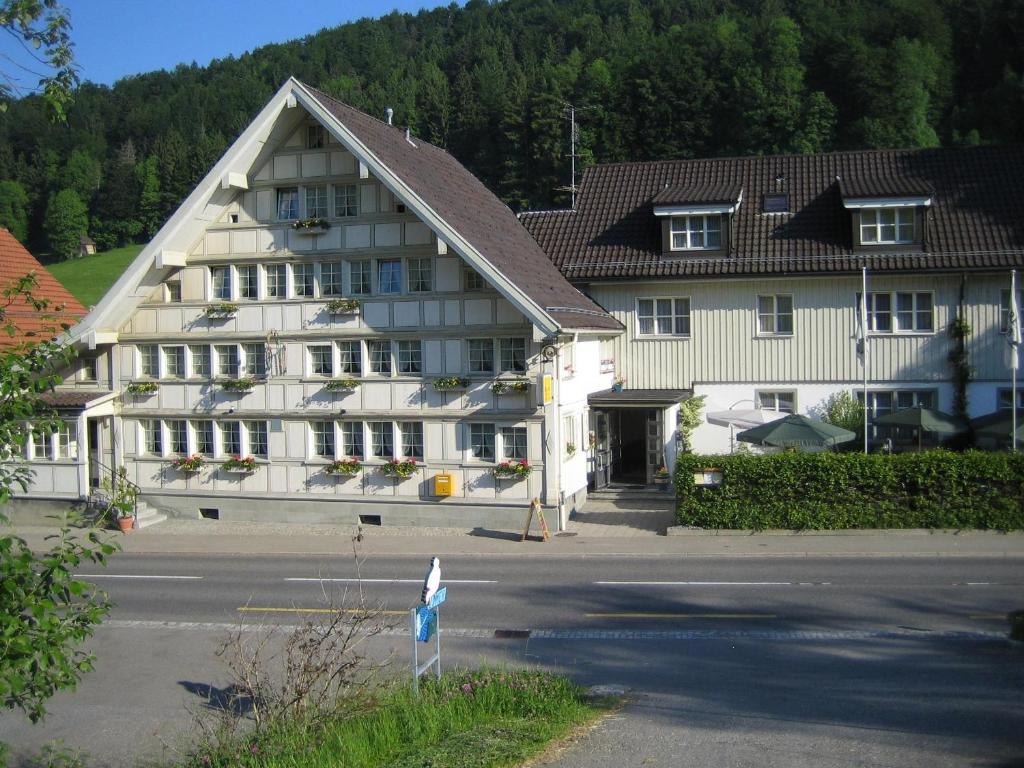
[1010,270,1021,371]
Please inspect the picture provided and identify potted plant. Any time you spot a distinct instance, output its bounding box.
[612,376,626,393]
[493,459,532,479]
[292,217,329,234]
[100,466,138,532]
[566,443,577,457]
[325,298,361,315]
[324,377,360,391]
[433,376,470,392]
[325,458,362,476]
[491,379,530,395]
[205,302,239,319]
[172,454,205,473]
[126,381,159,395]
[653,465,671,485]
[221,455,257,473]
[380,457,419,478]
[218,377,256,393]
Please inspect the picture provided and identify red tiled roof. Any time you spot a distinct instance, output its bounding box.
[520,146,1024,280]
[0,228,86,349]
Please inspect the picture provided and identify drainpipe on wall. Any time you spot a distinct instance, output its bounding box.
[542,342,564,531]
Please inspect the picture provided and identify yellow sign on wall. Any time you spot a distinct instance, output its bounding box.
[541,374,553,405]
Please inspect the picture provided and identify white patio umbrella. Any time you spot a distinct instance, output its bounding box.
[705,409,787,452]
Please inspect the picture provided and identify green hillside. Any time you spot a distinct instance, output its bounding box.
[47,245,145,308]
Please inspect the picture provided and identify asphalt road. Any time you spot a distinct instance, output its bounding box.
[0,553,1022,767]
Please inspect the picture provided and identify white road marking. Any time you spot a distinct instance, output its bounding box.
[81,574,203,580]
[594,581,831,586]
[284,577,497,584]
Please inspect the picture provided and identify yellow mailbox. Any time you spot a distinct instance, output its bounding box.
[433,473,454,497]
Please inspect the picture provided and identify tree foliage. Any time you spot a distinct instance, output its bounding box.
[42,187,86,260]
[0,0,77,119]
[0,0,1021,253]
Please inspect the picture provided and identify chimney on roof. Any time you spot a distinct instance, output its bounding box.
[385,107,394,125]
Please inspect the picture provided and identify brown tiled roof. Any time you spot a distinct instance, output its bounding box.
[302,84,621,332]
[520,146,1024,280]
[651,182,742,206]
[0,229,86,349]
[39,389,111,408]
[839,175,934,199]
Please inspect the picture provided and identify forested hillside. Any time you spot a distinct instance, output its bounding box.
[1,0,1022,255]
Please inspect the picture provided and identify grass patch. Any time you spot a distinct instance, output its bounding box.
[47,244,145,307]
[186,669,609,768]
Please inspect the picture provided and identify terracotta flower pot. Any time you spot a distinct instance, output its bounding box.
[116,516,134,533]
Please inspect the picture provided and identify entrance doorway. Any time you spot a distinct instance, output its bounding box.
[590,408,664,487]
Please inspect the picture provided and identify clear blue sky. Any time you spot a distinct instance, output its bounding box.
[1,0,456,92]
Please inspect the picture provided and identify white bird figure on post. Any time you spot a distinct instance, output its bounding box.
[421,556,441,605]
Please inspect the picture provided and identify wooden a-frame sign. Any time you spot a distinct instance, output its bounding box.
[521,497,550,542]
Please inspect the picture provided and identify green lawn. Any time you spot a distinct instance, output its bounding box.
[47,244,145,308]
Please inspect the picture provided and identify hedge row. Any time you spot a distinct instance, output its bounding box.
[674,451,1024,530]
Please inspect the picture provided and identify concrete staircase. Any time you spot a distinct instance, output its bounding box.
[570,487,677,536]
[133,498,167,529]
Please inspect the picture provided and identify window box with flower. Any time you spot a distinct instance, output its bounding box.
[491,379,530,395]
[325,458,362,476]
[221,455,257,473]
[493,459,532,479]
[218,377,256,394]
[205,302,238,320]
[292,217,330,235]
[433,377,470,392]
[325,298,361,315]
[324,377,360,392]
[380,457,419,478]
[171,454,205,473]
[126,381,159,396]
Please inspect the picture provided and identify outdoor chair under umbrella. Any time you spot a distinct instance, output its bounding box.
[736,414,856,449]
[873,406,966,451]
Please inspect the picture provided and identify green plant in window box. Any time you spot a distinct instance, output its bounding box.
[325,458,362,475]
[325,298,361,314]
[324,377,360,391]
[218,377,256,393]
[204,302,238,319]
[433,376,470,391]
[221,455,257,472]
[380,457,419,478]
[125,381,159,395]
[566,443,577,456]
[493,459,532,479]
[491,379,530,395]
[171,454,205,473]
[292,217,329,231]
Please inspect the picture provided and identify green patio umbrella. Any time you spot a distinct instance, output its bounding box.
[874,406,967,451]
[736,414,856,448]
[971,409,1024,443]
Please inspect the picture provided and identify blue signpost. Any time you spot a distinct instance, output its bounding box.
[411,580,446,693]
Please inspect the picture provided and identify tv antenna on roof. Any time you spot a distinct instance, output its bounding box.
[558,103,596,209]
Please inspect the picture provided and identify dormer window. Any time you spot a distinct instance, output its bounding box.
[860,207,914,244]
[670,215,722,250]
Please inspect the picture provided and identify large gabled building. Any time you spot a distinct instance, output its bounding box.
[16,79,624,528]
[521,146,1024,469]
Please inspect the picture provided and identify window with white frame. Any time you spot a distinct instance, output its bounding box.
[397,340,422,374]
[307,124,325,149]
[757,391,796,413]
[464,269,487,292]
[670,215,722,250]
[998,389,1024,410]
[499,338,527,373]
[500,426,527,459]
[247,421,268,458]
[309,345,334,377]
[858,291,933,333]
[311,421,335,458]
[335,184,357,217]
[400,421,423,459]
[292,263,316,297]
[337,341,361,375]
[1000,289,1024,333]
[56,422,77,459]
[320,262,343,297]
[242,343,267,378]
[305,185,328,218]
[166,281,182,303]
[221,421,242,456]
[757,295,794,335]
[470,423,495,461]
[860,207,914,244]
[195,420,214,455]
[216,345,240,377]
[163,346,185,378]
[637,298,690,336]
[277,187,299,220]
[167,419,188,455]
[468,339,494,374]
[367,340,391,376]
[238,265,258,300]
[210,266,231,300]
[340,421,364,457]
[190,345,211,378]
[31,426,53,459]
[265,264,287,298]
[408,258,432,293]
[141,419,162,455]
[350,260,371,295]
[139,344,159,377]
[563,414,579,456]
[378,259,402,294]
[369,421,393,458]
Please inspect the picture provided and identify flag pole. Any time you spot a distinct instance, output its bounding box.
[1012,269,1019,452]
[862,266,869,454]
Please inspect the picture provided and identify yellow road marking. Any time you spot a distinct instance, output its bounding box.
[585,618,774,622]
[237,606,407,616]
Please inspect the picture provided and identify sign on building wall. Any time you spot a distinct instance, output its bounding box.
[541,374,553,405]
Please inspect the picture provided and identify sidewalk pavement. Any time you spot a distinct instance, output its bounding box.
[8,517,1024,558]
